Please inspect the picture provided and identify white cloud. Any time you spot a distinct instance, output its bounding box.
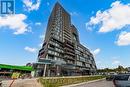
[38,43,42,47]
[87,1,130,33]
[23,0,41,11]
[92,48,101,56]
[116,31,130,46]
[39,34,45,40]
[24,46,37,53]
[35,22,41,26]
[112,60,121,65]
[86,26,93,31]
[0,14,28,35]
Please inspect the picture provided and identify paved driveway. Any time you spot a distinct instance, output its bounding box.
[73,80,115,87]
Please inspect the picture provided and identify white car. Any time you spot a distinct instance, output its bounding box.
[113,74,130,87]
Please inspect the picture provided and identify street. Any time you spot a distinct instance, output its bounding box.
[73,80,115,87]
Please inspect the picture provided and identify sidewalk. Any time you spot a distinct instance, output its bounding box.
[60,78,105,87]
[2,78,42,87]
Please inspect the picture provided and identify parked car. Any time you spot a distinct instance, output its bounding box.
[106,75,116,81]
[0,80,2,87]
[113,74,130,87]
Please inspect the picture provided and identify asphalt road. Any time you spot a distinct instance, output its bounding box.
[73,80,115,87]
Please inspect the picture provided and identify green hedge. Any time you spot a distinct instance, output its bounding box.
[37,75,105,87]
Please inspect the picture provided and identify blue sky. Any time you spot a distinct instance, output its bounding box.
[0,0,130,69]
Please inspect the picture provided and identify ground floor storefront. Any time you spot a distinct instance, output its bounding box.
[35,63,96,77]
[0,64,33,79]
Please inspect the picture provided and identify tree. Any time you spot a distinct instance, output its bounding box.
[116,65,125,73]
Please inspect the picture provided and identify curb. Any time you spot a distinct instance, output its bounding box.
[60,78,105,87]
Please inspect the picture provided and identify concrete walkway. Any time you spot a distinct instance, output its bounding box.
[2,78,42,87]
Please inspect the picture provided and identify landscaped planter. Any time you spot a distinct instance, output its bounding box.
[37,75,105,87]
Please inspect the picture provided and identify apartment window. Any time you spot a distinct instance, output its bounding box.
[86,64,90,67]
[48,50,51,54]
[76,50,80,54]
[88,60,92,64]
[76,55,79,60]
[77,61,82,66]
[68,60,74,64]
[49,44,55,49]
[54,52,59,56]
[90,56,94,60]
[54,57,57,60]
[48,50,55,55]
[80,56,86,62]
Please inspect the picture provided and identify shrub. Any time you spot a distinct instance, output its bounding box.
[38,75,105,87]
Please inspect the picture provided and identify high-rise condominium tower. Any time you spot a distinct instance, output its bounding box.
[35,2,97,77]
